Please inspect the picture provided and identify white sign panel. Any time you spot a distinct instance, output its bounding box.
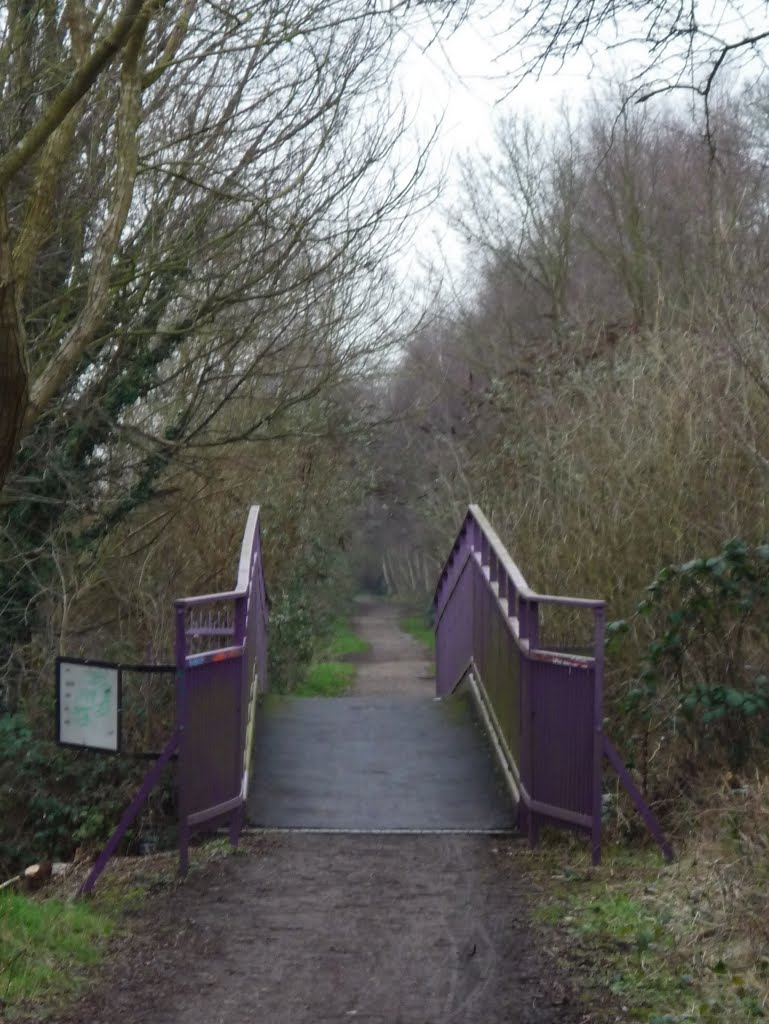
[57,659,120,752]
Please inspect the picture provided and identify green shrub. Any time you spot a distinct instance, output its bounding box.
[0,712,175,877]
[608,541,769,791]
[267,586,315,691]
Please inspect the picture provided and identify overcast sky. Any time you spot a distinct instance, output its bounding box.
[393,1,769,286]
[393,10,601,285]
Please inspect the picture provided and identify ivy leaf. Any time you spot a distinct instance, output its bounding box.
[703,707,727,722]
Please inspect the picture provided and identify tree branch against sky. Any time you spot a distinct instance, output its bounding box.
[507,0,769,114]
[0,0,465,497]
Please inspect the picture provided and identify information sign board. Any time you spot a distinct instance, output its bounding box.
[56,658,121,753]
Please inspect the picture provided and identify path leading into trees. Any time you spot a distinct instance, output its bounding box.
[349,599,435,697]
[63,603,580,1024]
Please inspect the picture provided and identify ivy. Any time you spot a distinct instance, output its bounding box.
[608,540,769,772]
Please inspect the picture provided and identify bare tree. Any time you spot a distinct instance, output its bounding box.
[0,0,441,680]
[507,0,769,135]
[0,0,454,497]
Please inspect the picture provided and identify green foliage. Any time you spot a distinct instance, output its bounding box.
[289,615,367,695]
[293,661,356,696]
[319,619,369,659]
[267,585,316,691]
[608,540,769,774]
[400,611,435,651]
[0,891,113,1006]
[0,713,174,878]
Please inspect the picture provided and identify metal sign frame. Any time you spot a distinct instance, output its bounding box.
[56,657,178,756]
[56,656,123,754]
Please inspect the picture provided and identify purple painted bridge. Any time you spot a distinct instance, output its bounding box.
[82,504,670,893]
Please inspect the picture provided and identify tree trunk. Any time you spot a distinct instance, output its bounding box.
[0,193,28,492]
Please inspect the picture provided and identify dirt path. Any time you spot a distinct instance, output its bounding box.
[58,604,582,1024]
[349,600,434,697]
[63,835,578,1024]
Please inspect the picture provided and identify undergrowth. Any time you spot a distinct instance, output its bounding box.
[0,714,175,879]
[290,616,368,695]
[318,619,369,660]
[524,832,769,1023]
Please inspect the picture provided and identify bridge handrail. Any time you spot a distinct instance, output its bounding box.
[176,507,268,635]
[435,504,604,616]
[434,503,671,866]
[174,505,269,874]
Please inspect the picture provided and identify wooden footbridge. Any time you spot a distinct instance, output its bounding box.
[81,505,670,896]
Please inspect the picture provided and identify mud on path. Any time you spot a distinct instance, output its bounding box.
[348,599,434,697]
[58,605,582,1023]
[61,834,579,1024]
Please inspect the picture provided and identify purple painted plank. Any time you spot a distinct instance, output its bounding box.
[604,736,674,861]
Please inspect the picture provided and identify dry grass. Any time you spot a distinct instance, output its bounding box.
[522,805,769,1022]
[446,326,769,790]
[477,329,769,616]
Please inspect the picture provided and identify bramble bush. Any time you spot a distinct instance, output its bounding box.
[608,540,769,798]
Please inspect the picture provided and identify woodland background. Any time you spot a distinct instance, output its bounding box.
[0,0,768,946]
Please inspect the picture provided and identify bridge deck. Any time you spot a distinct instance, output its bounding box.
[247,692,514,831]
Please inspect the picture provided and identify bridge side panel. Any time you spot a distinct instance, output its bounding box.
[527,657,594,826]
[435,549,474,697]
[181,653,243,828]
[472,559,521,771]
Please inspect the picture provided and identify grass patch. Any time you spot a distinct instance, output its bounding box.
[319,618,369,659]
[400,612,434,651]
[291,615,367,696]
[0,836,249,1019]
[526,836,769,1023]
[0,890,113,1009]
[294,661,356,696]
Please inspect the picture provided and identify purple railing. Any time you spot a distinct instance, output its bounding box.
[435,505,671,864]
[175,506,268,873]
[80,507,268,893]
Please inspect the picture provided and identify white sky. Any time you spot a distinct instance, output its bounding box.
[393,12,603,284]
[392,1,769,286]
